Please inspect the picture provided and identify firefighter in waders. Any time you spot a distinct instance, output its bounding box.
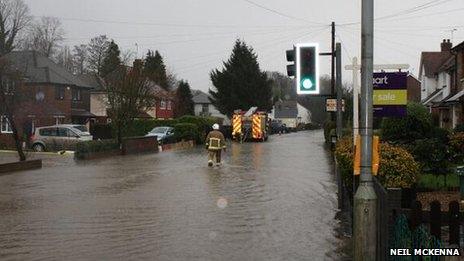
[205,124,226,167]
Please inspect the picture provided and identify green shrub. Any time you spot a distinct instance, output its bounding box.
[412,138,450,174]
[335,136,420,188]
[381,102,433,144]
[378,143,420,188]
[450,132,464,163]
[455,123,464,133]
[177,115,218,142]
[75,139,120,159]
[173,123,199,142]
[334,136,355,186]
[417,173,459,190]
[323,120,336,143]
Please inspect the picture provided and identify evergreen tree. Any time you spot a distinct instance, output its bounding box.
[174,80,194,117]
[144,50,168,89]
[100,40,121,77]
[209,39,272,117]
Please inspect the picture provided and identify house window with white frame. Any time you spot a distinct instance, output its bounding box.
[54,116,65,125]
[1,116,13,133]
[160,100,166,109]
[167,100,172,110]
[2,78,15,95]
[72,88,81,101]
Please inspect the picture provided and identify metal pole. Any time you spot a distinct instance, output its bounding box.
[336,43,343,139]
[354,0,377,259]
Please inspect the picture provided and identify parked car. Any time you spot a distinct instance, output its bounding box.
[145,126,175,144]
[270,120,288,134]
[31,125,93,152]
[57,124,91,135]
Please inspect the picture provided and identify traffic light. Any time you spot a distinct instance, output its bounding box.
[285,43,319,95]
[296,43,319,95]
[286,49,295,77]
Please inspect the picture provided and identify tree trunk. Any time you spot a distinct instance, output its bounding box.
[117,121,122,147]
[9,116,26,161]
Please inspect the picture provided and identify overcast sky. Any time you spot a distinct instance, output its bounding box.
[24,0,464,92]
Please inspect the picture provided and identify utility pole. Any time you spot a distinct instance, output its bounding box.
[331,22,336,121]
[336,43,343,139]
[354,0,377,259]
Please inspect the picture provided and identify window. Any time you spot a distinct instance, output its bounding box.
[72,88,81,101]
[2,78,15,95]
[39,128,57,136]
[202,104,209,114]
[1,116,13,133]
[160,100,166,109]
[55,116,64,125]
[167,101,172,110]
[55,86,65,100]
[57,128,70,137]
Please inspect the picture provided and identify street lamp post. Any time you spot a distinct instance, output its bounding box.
[354,0,377,260]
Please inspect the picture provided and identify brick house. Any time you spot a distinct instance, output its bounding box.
[0,51,94,147]
[407,74,421,103]
[148,82,175,120]
[86,74,175,123]
[420,39,463,128]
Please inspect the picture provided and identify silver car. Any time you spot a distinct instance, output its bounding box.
[145,126,174,143]
[31,125,93,152]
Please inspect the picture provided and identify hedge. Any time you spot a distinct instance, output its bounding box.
[173,123,199,142]
[94,116,220,144]
[75,139,120,159]
[335,136,420,188]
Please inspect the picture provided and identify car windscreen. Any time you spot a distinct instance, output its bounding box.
[73,125,88,132]
[150,127,167,133]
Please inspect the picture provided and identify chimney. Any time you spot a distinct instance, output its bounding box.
[132,59,143,72]
[441,39,452,52]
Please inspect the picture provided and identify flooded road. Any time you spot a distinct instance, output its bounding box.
[0,130,344,260]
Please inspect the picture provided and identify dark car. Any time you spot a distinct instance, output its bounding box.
[270,121,288,134]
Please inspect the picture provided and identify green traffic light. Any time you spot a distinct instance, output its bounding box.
[301,78,315,90]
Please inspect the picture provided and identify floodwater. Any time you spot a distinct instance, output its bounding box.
[0,130,345,260]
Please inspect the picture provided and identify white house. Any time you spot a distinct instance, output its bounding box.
[270,100,312,129]
[192,90,230,125]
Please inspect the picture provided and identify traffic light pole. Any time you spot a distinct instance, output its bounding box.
[354,0,377,259]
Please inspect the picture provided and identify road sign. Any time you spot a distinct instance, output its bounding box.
[373,72,407,117]
[326,98,345,112]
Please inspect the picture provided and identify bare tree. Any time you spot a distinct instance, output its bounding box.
[72,44,87,75]
[120,49,135,66]
[55,45,73,72]
[87,35,109,76]
[0,0,31,55]
[25,16,64,58]
[105,65,156,145]
[166,69,179,90]
[0,58,28,161]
